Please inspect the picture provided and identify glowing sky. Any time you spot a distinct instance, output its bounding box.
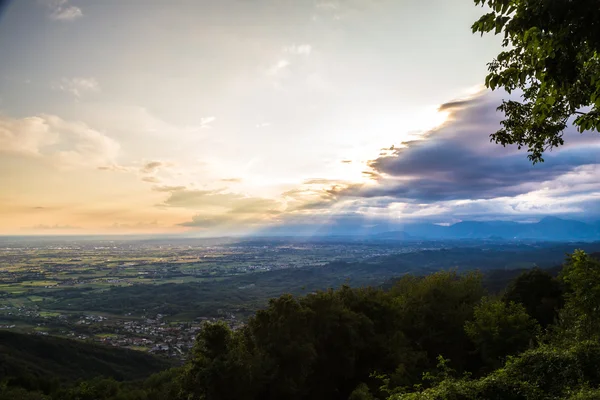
[1,0,598,235]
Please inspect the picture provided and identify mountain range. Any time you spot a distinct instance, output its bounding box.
[376,217,599,241]
[256,217,600,241]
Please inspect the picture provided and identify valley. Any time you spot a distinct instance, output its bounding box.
[2,235,599,360]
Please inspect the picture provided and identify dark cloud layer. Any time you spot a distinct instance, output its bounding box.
[335,93,600,203]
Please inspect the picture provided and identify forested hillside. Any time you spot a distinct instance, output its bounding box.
[0,330,172,395]
[4,251,600,399]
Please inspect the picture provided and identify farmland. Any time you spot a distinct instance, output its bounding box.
[0,236,420,358]
[2,235,600,359]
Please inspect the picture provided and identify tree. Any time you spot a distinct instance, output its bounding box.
[465,298,540,369]
[391,271,485,373]
[348,383,376,400]
[559,250,600,340]
[248,289,420,400]
[391,341,600,400]
[472,0,600,163]
[180,321,259,400]
[502,267,563,328]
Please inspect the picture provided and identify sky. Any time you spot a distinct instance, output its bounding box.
[0,0,598,236]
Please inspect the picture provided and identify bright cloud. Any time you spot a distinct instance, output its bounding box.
[0,115,59,156]
[0,114,119,168]
[54,77,100,97]
[283,44,312,56]
[267,60,290,76]
[43,0,83,21]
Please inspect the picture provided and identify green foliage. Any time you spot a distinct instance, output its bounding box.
[0,384,49,400]
[7,251,600,400]
[472,0,600,163]
[46,368,185,400]
[392,251,600,399]
[175,271,485,400]
[348,383,376,400]
[502,267,563,328]
[180,321,258,400]
[559,250,600,340]
[421,356,457,386]
[465,298,540,369]
[393,340,600,400]
[0,330,171,394]
[566,387,600,400]
[246,287,422,400]
[391,271,484,373]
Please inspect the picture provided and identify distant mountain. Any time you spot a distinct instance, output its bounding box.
[525,216,596,240]
[448,221,522,239]
[396,223,450,239]
[254,216,599,241]
[397,217,600,241]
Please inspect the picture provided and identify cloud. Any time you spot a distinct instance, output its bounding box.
[140,161,163,174]
[437,98,478,112]
[27,224,81,230]
[315,2,339,11]
[282,185,339,213]
[178,213,270,229]
[283,44,312,56]
[178,215,227,228]
[200,116,216,128]
[0,114,119,168]
[292,199,337,211]
[109,221,161,230]
[43,0,83,21]
[160,187,281,213]
[51,5,82,21]
[269,91,600,223]
[152,185,187,192]
[98,164,134,172]
[141,176,160,183]
[178,212,278,229]
[54,77,100,97]
[98,159,178,186]
[303,178,344,185]
[160,187,284,229]
[313,0,377,21]
[267,59,290,76]
[178,204,283,229]
[0,115,58,156]
[331,92,600,203]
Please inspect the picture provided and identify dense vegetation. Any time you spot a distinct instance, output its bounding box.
[393,251,600,399]
[0,330,172,397]
[5,251,600,399]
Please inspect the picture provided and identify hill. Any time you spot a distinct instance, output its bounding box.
[0,330,172,393]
